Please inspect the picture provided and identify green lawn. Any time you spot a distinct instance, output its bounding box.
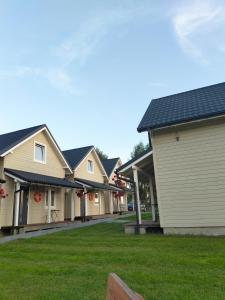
[119,211,152,221]
[0,221,225,300]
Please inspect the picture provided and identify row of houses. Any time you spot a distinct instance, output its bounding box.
[118,82,225,236]
[0,124,128,233]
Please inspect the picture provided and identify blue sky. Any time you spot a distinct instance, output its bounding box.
[1,0,225,161]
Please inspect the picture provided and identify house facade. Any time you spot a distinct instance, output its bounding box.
[0,124,81,231]
[137,82,225,235]
[63,147,124,219]
[102,158,128,214]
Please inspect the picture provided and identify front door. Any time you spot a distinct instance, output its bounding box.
[80,196,86,218]
[18,187,29,225]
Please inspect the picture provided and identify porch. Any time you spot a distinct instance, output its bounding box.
[117,149,160,234]
[4,168,82,231]
[74,178,128,218]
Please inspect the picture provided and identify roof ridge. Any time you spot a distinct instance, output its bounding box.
[0,124,45,137]
[151,81,225,103]
[63,145,94,153]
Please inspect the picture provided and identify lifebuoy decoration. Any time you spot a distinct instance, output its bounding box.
[0,188,8,198]
[88,193,94,201]
[34,192,42,203]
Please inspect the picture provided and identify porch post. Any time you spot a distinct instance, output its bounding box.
[47,188,51,223]
[110,192,114,214]
[132,166,142,225]
[99,192,102,215]
[149,176,156,222]
[14,181,20,226]
[132,192,135,211]
[84,188,87,217]
[71,190,75,221]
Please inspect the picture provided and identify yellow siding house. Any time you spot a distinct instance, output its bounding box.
[137,82,225,235]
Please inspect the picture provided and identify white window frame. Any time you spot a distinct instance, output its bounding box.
[87,159,94,174]
[45,190,56,209]
[34,141,47,164]
[94,192,100,205]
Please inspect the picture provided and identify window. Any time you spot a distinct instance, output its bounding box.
[34,143,46,163]
[45,191,55,208]
[87,160,94,173]
[94,193,99,205]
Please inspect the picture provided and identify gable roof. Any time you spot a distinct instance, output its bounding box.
[62,146,94,170]
[0,124,45,156]
[101,158,120,177]
[0,124,72,173]
[138,82,225,132]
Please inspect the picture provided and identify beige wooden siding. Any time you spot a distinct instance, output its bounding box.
[28,186,65,224]
[0,158,4,179]
[74,150,105,183]
[4,131,65,178]
[74,193,81,217]
[0,176,14,227]
[87,191,105,215]
[152,119,225,228]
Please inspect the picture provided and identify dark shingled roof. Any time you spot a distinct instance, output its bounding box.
[5,168,83,189]
[117,148,152,172]
[138,82,225,132]
[0,124,45,156]
[101,158,120,177]
[75,178,116,191]
[62,146,93,170]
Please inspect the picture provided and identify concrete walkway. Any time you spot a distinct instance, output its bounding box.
[0,214,133,245]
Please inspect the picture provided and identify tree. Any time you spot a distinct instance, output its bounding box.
[130,142,149,159]
[96,147,108,160]
[130,141,151,209]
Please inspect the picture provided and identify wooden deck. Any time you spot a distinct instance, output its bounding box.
[124,220,162,234]
[1,213,123,235]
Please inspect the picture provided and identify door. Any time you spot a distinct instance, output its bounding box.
[19,187,29,225]
[64,192,71,220]
[80,196,85,218]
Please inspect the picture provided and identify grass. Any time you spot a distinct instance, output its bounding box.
[0,219,225,299]
[119,211,152,221]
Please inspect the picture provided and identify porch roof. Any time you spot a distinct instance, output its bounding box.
[116,149,154,182]
[109,183,131,193]
[75,178,117,191]
[4,168,83,189]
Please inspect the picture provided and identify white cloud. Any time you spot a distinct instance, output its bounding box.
[172,0,225,62]
[0,5,151,94]
[55,7,148,67]
[46,68,77,95]
[0,66,41,79]
[0,66,77,95]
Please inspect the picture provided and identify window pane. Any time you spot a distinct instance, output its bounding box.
[95,193,99,204]
[87,160,93,172]
[35,144,45,162]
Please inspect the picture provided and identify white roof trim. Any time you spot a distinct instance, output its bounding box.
[5,171,26,183]
[118,151,153,173]
[1,126,73,174]
[74,180,92,188]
